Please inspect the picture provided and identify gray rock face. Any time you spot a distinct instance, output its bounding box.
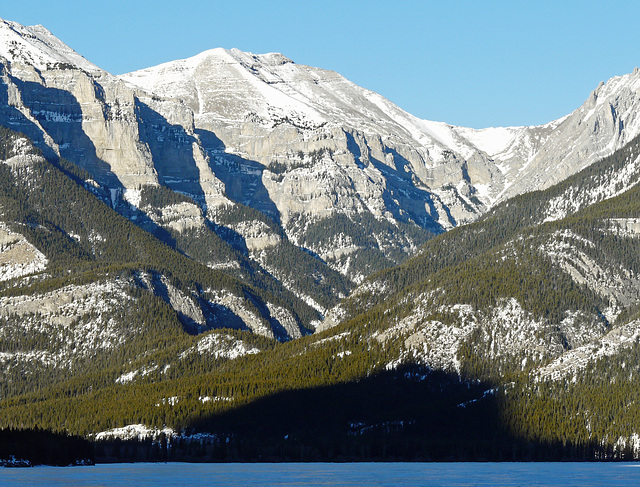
[496,71,640,201]
[0,222,47,281]
[119,48,493,231]
[120,48,640,227]
[2,18,640,290]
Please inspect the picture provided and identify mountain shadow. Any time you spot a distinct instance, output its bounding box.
[9,75,124,190]
[0,428,94,466]
[195,128,280,222]
[0,81,59,161]
[134,100,281,222]
[345,132,445,234]
[152,365,601,462]
[135,100,207,209]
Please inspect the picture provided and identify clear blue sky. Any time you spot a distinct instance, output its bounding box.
[3,1,640,128]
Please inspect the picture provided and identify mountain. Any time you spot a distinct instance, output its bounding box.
[0,125,313,400]
[3,135,635,460]
[4,18,640,461]
[3,18,640,292]
[336,133,640,371]
[307,134,640,456]
[0,19,354,322]
[120,48,640,213]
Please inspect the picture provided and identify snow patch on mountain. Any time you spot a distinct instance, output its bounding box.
[115,364,159,384]
[123,188,142,209]
[179,332,260,360]
[537,319,640,381]
[94,424,225,444]
[607,218,640,238]
[94,424,176,442]
[542,154,640,223]
[0,222,47,281]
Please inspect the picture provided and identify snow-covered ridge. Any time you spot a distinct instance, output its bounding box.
[120,47,327,125]
[119,46,640,216]
[0,18,101,72]
[119,46,534,165]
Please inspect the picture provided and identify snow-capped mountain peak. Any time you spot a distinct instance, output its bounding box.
[4,18,640,284]
[0,18,101,73]
[491,66,640,203]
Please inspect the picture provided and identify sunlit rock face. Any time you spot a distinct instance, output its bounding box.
[4,18,640,285]
[120,49,640,231]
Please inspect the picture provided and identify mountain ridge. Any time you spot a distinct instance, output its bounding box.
[2,17,640,325]
[4,18,640,461]
[0,18,101,73]
[1,16,640,322]
[119,44,640,211]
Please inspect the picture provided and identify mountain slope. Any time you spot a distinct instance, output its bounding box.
[119,48,640,279]
[0,18,354,315]
[336,132,640,322]
[324,134,640,392]
[3,18,640,295]
[3,137,640,458]
[0,125,322,401]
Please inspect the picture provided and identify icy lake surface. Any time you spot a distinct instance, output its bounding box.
[2,462,640,486]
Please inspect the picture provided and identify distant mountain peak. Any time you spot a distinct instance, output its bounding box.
[0,17,101,72]
[4,18,640,283]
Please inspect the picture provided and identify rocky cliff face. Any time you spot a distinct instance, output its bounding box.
[120,48,640,244]
[119,48,492,230]
[494,68,640,202]
[2,18,640,320]
[0,20,157,189]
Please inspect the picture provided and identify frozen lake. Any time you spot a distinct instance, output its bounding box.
[1,462,640,486]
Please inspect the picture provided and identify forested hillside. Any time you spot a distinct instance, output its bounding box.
[0,126,317,402]
[3,131,640,461]
[6,17,640,463]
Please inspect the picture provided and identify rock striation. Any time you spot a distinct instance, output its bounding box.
[3,18,640,316]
